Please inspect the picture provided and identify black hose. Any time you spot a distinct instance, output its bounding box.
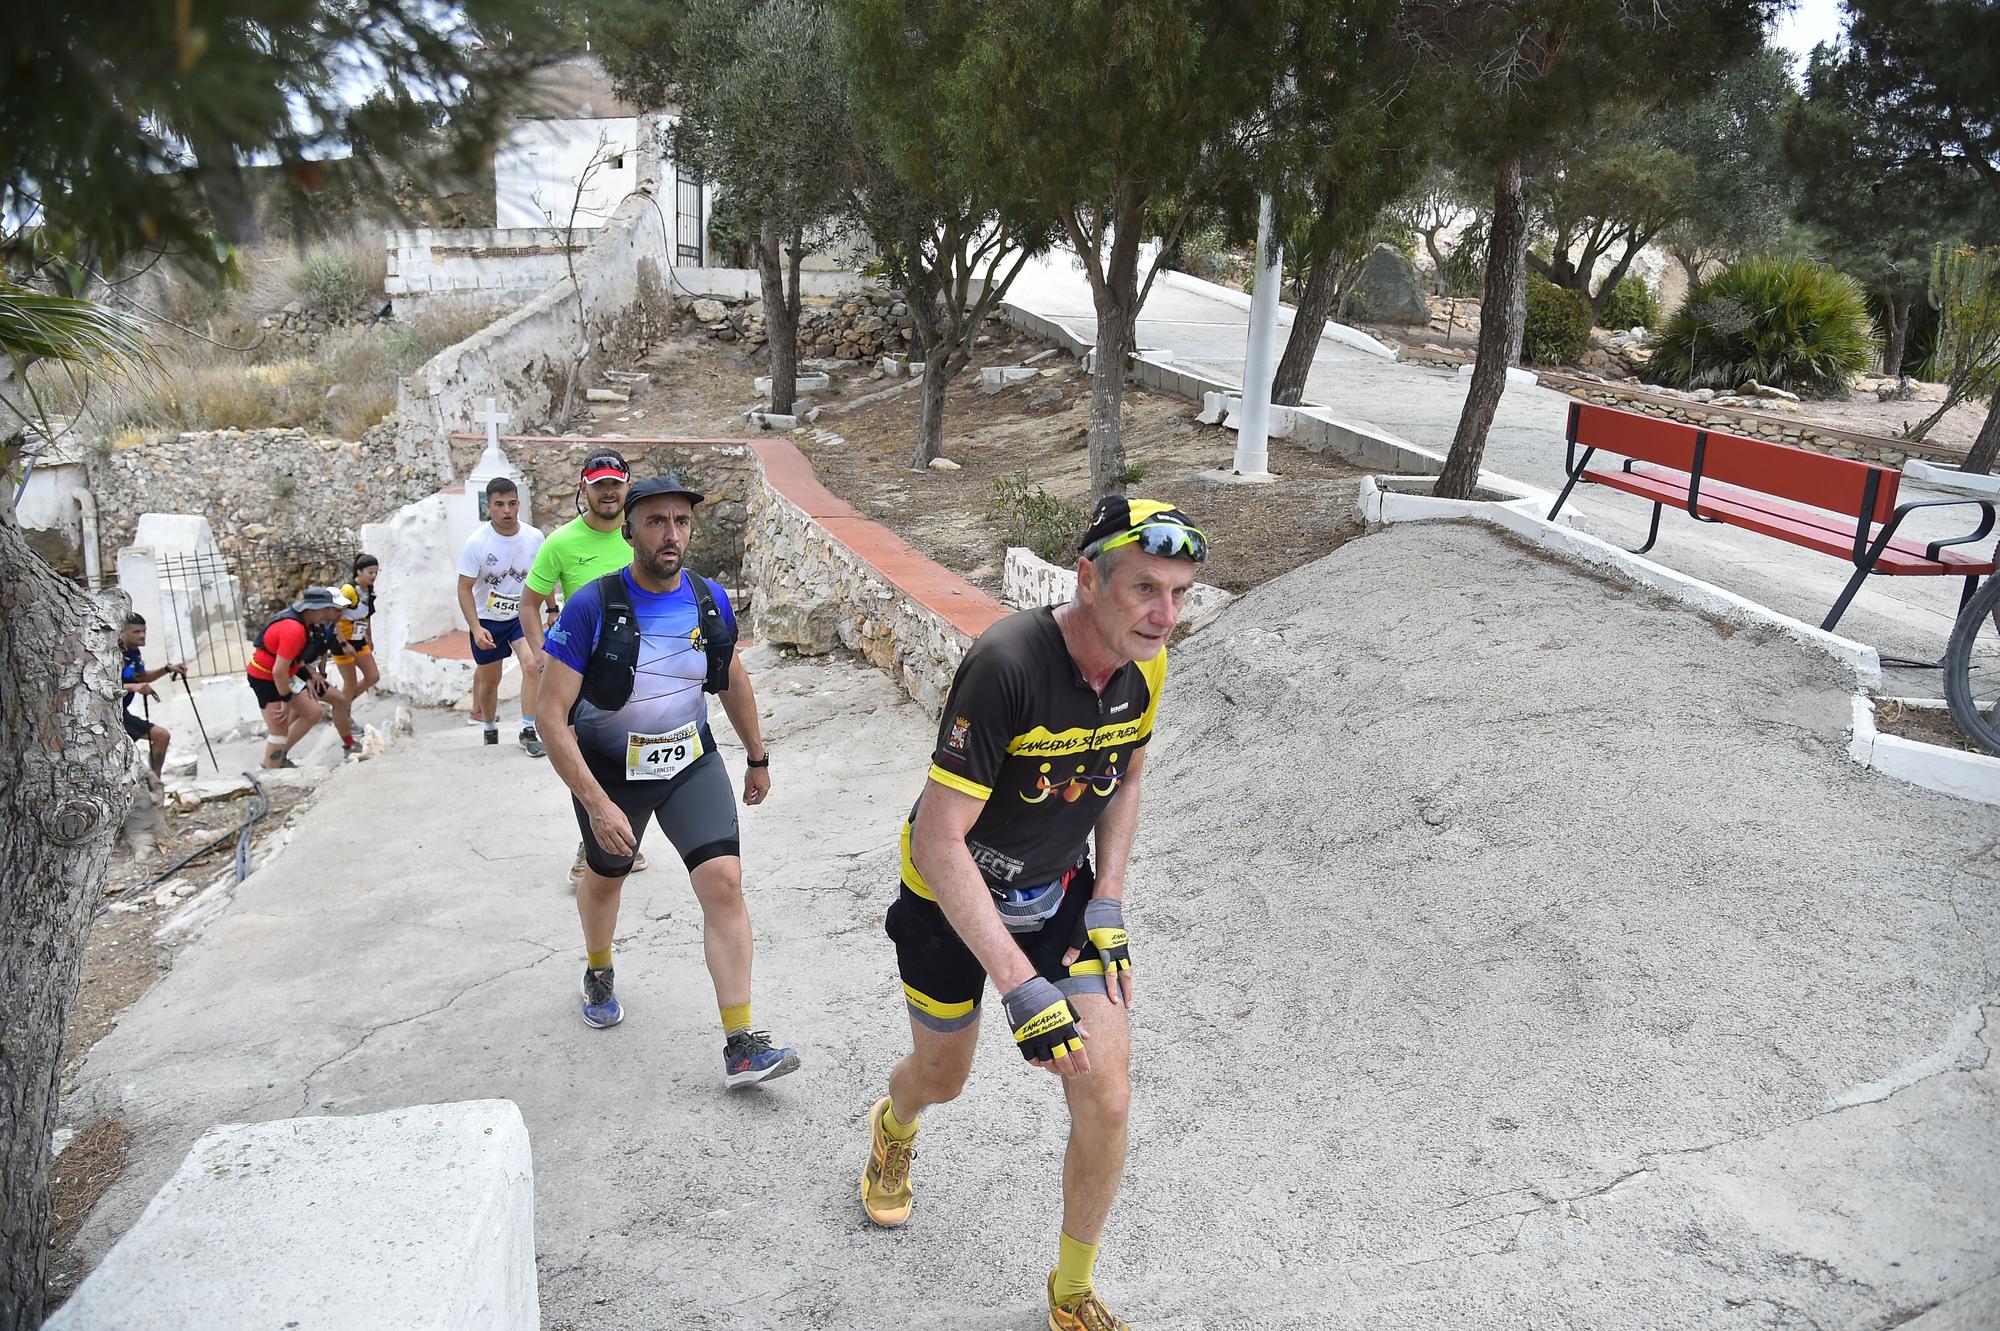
[118,770,273,912]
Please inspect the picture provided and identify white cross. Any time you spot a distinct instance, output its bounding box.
[474,398,510,450]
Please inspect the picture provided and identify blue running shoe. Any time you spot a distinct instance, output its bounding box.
[724,1030,800,1087]
[580,965,622,1028]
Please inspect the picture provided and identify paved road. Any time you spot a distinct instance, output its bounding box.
[60,527,1999,1329]
[1008,252,1989,692]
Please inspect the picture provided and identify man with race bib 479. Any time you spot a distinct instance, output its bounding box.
[536,474,799,1087]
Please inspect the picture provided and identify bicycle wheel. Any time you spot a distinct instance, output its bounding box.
[1944,574,2000,756]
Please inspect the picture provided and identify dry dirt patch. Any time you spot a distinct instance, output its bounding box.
[586,328,1373,596]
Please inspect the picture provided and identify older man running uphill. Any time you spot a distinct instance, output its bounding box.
[536,473,799,1087]
[860,497,1207,1331]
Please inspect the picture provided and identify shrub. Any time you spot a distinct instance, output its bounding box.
[1522,276,1593,366]
[1600,276,1659,332]
[1437,217,1488,298]
[1648,258,1878,395]
[988,472,1089,565]
[300,250,363,312]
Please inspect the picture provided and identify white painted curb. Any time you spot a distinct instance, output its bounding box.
[1850,696,2000,807]
[1157,268,1401,361]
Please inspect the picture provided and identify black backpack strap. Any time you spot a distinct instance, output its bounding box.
[577,571,640,712]
[686,575,737,694]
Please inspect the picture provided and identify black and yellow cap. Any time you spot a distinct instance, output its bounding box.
[1077,495,1207,563]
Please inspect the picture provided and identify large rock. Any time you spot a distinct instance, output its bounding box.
[691,298,728,323]
[757,598,843,655]
[1346,244,1431,326]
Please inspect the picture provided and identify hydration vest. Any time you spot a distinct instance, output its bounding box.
[577,571,736,711]
[256,609,333,667]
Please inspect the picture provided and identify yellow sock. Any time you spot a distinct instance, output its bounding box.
[881,1100,918,1142]
[721,1002,753,1036]
[586,948,612,970]
[1052,1231,1098,1303]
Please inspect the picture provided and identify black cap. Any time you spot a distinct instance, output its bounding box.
[623,473,706,515]
[581,449,630,483]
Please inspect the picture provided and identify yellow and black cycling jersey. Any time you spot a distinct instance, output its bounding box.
[900,606,1165,900]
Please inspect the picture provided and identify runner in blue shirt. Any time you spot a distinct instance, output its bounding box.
[537,474,800,1087]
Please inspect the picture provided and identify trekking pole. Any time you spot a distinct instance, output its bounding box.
[180,671,220,773]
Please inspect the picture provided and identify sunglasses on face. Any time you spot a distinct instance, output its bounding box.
[1090,521,1208,563]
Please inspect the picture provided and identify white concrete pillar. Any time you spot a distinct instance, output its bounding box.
[1233,194,1282,479]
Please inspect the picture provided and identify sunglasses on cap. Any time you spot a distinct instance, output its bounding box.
[1086,520,1208,563]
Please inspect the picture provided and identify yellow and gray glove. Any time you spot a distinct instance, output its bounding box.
[1002,977,1085,1064]
[1072,898,1131,974]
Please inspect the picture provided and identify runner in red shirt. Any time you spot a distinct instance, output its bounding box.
[247,586,345,769]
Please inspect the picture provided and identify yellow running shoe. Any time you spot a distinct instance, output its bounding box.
[860,1096,916,1227]
[1047,1272,1128,1331]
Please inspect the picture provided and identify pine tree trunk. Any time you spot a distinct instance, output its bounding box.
[0,511,132,1327]
[1966,393,2000,475]
[1883,295,1910,379]
[1423,231,1448,296]
[1438,159,1528,502]
[1272,254,1342,408]
[756,219,797,416]
[909,355,953,471]
[1084,201,1145,499]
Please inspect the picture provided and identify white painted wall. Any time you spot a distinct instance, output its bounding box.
[16,459,86,533]
[495,117,641,230]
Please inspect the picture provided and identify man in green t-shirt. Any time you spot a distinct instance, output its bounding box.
[521,448,643,879]
[522,449,636,627]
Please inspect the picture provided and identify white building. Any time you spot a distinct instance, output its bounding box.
[491,56,712,266]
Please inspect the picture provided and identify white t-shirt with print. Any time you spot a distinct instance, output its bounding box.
[457,523,546,623]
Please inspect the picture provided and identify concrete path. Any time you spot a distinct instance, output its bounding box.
[1007,252,1991,691]
[63,522,1998,1329]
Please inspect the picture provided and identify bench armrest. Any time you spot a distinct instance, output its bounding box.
[1886,497,1997,561]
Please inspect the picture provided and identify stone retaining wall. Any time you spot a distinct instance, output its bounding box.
[88,427,448,621]
[384,227,591,316]
[449,434,760,582]
[742,461,979,716]
[1539,373,1964,468]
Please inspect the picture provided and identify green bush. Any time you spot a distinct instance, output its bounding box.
[1648,258,1878,395]
[1438,218,1487,297]
[988,472,1089,565]
[300,250,362,312]
[1522,276,1593,366]
[1600,276,1659,332]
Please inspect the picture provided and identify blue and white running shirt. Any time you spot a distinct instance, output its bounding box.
[543,569,737,760]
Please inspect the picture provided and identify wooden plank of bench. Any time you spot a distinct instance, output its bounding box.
[1579,467,1997,576]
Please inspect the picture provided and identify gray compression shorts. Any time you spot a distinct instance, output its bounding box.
[574,743,740,879]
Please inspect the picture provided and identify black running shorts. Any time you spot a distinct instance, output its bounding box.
[886,859,1119,1032]
[573,742,740,879]
[121,709,152,741]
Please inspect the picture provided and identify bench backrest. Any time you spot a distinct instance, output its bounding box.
[1569,401,1899,525]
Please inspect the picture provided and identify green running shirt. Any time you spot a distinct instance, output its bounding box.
[526,516,633,600]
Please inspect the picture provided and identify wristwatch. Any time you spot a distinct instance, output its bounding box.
[746,752,770,768]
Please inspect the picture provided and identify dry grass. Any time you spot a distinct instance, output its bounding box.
[36,294,499,440]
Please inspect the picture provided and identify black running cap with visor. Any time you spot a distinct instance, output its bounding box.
[623,473,706,514]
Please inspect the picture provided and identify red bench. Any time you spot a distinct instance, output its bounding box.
[1546,402,1996,634]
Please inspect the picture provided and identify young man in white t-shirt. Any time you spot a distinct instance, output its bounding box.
[456,476,548,756]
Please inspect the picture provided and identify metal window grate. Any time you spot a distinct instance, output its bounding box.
[677,167,705,266]
[154,550,251,678]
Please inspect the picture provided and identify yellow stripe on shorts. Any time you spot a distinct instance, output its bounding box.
[902,983,975,1023]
